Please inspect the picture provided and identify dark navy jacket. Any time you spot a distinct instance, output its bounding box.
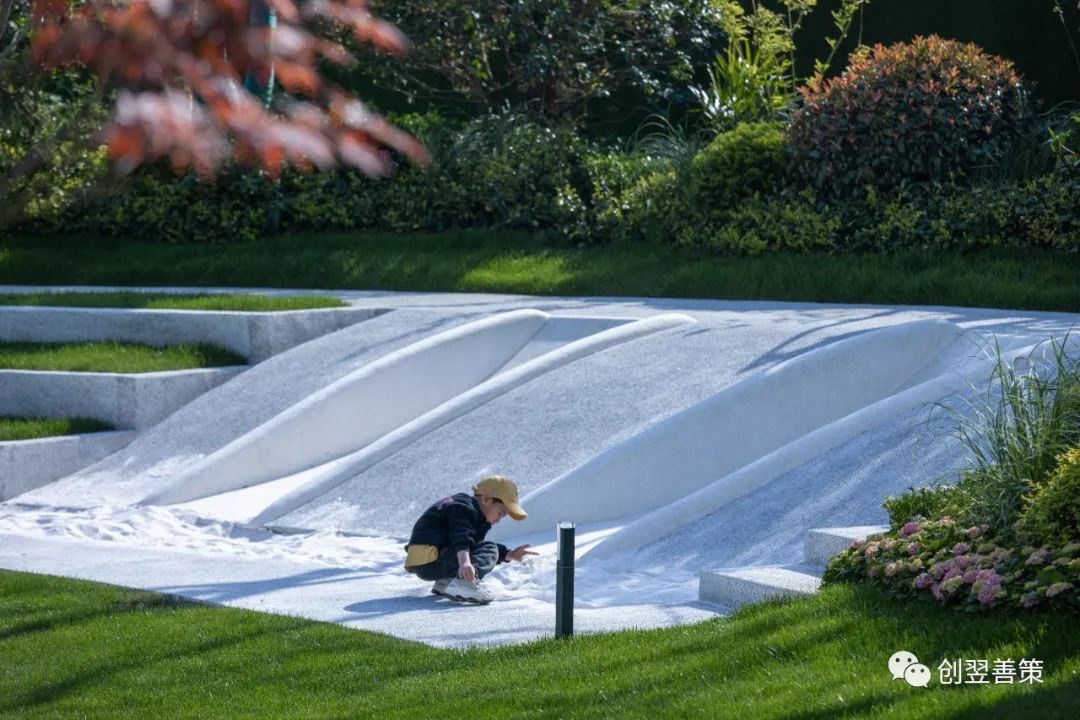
[406,493,509,562]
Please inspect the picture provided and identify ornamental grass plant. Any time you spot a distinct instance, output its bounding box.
[944,337,1080,534]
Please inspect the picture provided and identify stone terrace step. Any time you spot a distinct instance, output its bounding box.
[699,564,823,607]
[698,525,891,609]
[0,367,244,430]
[0,306,387,364]
[1,431,136,501]
[803,525,889,568]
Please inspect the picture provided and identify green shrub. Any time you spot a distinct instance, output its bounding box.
[911,176,1080,253]
[688,122,787,212]
[363,0,725,123]
[586,152,677,244]
[688,187,840,254]
[879,339,1080,547]
[36,104,1080,254]
[1019,446,1080,545]
[903,339,1080,539]
[788,36,1037,197]
[278,169,377,233]
[56,112,593,243]
[1049,109,1080,174]
[69,166,281,244]
[0,0,106,232]
[884,485,965,529]
[657,121,796,253]
[0,62,110,231]
[600,171,1080,254]
[279,112,463,235]
[837,186,951,252]
[832,176,1080,254]
[445,114,589,232]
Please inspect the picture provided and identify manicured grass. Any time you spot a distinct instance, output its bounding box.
[0,571,1076,719]
[0,291,345,311]
[0,417,112,442]
[0,341,246,372]
[2,231,1079,312]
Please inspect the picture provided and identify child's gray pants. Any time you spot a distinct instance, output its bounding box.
[411,541,500,582]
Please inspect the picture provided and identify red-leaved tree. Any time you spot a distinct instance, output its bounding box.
[23,0,428,178]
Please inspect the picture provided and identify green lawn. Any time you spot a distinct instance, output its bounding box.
[0,341,246,372]
[0,571,1076,719]
[0,417,112,442]
[2,231,1079,312]
[0,291,345,311]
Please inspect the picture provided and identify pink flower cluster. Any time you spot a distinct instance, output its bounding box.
[830,516,1080,612]
[923,558,1002,604]
[1025,548,1050,566]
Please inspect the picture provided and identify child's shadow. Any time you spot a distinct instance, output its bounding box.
[342,594,471,617]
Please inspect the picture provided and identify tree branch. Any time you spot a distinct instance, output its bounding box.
[0,22,27,61]
[0,0,15,42]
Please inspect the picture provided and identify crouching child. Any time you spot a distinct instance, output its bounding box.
[404,475,537,604]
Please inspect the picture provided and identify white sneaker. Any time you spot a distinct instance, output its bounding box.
[439,578,495,605]
[431,577,452,596]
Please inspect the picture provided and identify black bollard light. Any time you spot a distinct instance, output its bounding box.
[555,521,575,638]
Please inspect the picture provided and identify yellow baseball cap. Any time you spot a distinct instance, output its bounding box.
[473,475,527,520]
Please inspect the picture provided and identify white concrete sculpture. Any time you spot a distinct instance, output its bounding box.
[507,319,966,540]
[249,313,694,525]
[144,309,551,505]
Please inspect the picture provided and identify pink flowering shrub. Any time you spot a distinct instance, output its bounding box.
[823,518,1080,613]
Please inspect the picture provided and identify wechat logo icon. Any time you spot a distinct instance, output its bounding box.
[889,650,931,688]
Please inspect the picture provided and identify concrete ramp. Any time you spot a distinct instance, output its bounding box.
[144,310,550,505]
[507,319,965,542]
[171,313,693,523]
[145,311,677,507]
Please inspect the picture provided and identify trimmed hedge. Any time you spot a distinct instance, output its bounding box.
[28,157,1080,255]
[30,113,596,244]
[10,100,1078,255]
[646,174,1080,254]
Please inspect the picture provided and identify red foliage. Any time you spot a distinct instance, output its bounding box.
[788,35,1034,196]
[29,0,428,177]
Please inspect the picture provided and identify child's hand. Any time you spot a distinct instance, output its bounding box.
[458,561,477,583]
[507,544,539,562]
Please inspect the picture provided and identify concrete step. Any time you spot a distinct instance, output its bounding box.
[698,526,891,608]
[0,306,387,363]
[699,563,823,607]
[0,367,244,430]
[803,525,889,567]
[0,431,136,501]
